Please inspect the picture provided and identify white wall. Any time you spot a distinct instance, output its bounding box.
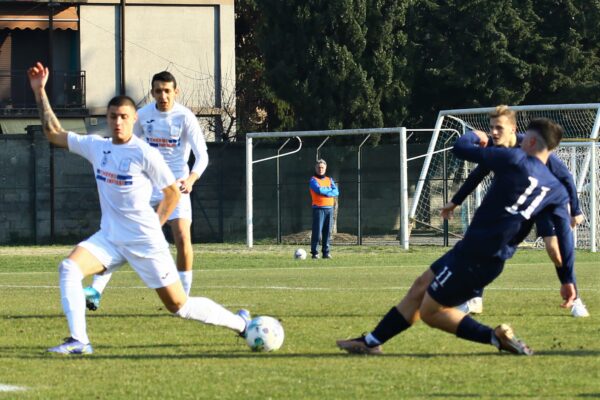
[124,5,216,109]
[79,5,119,112]
[78,1,235,138]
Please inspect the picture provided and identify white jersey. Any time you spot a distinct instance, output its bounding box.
[134,101,208,182]
[67,132,176,250]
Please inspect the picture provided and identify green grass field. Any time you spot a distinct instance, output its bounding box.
[1,244,599,399]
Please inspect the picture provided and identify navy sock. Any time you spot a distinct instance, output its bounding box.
[456,315,493,344]
[371,307,411,344]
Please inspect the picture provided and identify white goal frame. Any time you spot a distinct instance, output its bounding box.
[246,128,408,248]
[411,104,600,252]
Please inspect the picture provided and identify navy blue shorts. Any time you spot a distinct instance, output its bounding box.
[535,214,556,238]
[427,249,505,307]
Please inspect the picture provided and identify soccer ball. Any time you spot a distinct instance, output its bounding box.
[245,316,285,352]
[294,248,307,260]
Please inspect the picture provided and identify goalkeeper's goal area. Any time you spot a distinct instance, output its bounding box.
[246,104,599,252]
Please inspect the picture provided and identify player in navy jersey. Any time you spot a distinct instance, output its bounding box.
[337,118,576,356]
[441,106,588,317]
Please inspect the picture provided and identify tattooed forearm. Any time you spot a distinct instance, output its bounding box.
[35,90,65,137]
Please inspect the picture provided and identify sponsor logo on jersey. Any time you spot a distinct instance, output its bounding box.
[95,168,133,186]
[145,137,180,148]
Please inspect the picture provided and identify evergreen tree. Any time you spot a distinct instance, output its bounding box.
[405,0,533,126]
[236,0,294,136]
[522,0,600,104]
[256,0,409,130]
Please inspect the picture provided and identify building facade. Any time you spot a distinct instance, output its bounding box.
[0,0,235,140]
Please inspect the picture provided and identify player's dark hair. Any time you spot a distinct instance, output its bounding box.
[527,118,563,150]
[107,95,136,110]
[151,71,177,89]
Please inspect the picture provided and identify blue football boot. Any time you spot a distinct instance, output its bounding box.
[83,286,101,311]
[48,337,93,355]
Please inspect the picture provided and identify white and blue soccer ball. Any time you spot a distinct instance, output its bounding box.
[245,316,285,352]
[294,248,307,260]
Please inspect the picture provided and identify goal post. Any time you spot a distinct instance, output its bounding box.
[411,103,600,252]
[246,127,405,248]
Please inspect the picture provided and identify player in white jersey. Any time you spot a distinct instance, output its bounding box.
[28,62,250,355]
[85,71,208,304]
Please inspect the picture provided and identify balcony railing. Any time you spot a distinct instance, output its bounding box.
[0,69,86,115]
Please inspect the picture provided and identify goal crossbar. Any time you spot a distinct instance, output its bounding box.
[246,127,407,247]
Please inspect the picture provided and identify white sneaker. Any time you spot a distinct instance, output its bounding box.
[455,297,483,314]
[571,298,590,318]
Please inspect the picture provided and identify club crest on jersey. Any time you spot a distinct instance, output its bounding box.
[101,150,111,167]
[119,158,132,172]
[170,124,182,137]
[145,123,153,135]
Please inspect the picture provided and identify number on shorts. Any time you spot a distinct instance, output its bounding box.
[435,266,453,287]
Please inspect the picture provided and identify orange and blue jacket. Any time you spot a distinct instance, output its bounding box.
[309,175,339,208]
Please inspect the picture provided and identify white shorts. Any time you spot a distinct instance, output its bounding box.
[78,231,179,289]
[151,192,192,221]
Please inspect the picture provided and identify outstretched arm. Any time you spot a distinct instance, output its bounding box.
[441,164,491,219]
[27,62,68,148]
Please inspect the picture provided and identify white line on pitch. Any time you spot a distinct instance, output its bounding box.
[0,260,597,275]
[0,284,597,292]
[0,384,27,392]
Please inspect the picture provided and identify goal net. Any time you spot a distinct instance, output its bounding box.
[410,104,600,251]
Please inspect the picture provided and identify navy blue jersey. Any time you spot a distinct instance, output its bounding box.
[451,133,581,216]
[451,131,575,283]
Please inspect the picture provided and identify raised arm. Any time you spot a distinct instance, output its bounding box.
[27,62,68,148]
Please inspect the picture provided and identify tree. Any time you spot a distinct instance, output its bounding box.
[236,0,295,136]
[521,0,600,104]
[256,0,410,131]
[405,0,534,127]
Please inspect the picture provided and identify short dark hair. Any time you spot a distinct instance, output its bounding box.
[151,71,177,89]
[527,118,563,150]
[107,95,136,110]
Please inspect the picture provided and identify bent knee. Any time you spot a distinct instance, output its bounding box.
[406,273,432,301]
[419,305,436,326]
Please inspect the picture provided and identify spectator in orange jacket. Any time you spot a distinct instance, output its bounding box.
[309,159,339,259]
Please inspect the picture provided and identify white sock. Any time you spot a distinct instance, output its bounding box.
[91,272,112,294]
[178,270,193,296]
[175,297,245,333]
[58,259,90,344]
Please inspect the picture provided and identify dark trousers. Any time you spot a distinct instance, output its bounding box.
[311,207,333,256]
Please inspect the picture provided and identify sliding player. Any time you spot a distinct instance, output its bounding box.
[337,119,576,355]
[441,106,588,317]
